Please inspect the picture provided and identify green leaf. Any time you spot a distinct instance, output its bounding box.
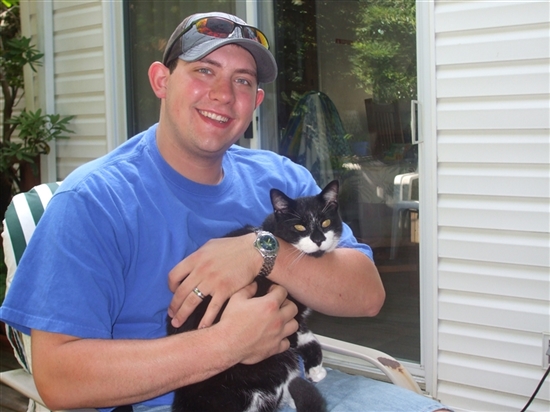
[3,109,74,174]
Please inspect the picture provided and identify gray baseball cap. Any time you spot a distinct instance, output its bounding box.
[162,12,277,83]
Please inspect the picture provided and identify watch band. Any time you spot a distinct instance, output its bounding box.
[254,229,279,277]
[259,255,276,277]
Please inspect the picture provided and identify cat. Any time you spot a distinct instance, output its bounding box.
[168,180,342,412]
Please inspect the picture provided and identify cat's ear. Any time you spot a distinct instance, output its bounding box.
[321,180,339,205]
[270,189,293,213]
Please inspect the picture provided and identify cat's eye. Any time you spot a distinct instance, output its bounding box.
[322,219,331,228]
[294,224,306,232]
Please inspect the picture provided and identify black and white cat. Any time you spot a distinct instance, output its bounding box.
[169,180,343,412]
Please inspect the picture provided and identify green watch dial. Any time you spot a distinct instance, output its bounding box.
[258,234,278,252]
[254,231,279,277]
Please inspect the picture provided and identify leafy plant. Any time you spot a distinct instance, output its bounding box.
[1,109,73,179]
[350,0,417,103]
[1,0,74,198]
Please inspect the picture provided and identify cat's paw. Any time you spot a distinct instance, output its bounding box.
[307,365,327,382]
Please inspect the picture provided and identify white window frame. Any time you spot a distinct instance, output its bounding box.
[103,0,128,152]
[416,0,438,396]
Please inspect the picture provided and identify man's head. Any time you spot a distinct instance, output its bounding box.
[149,13,271,182]
[163,12,277,83]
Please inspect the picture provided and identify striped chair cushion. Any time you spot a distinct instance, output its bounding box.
[2,182,62,373]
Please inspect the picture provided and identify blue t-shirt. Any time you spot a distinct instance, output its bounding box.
[0,123,372,408]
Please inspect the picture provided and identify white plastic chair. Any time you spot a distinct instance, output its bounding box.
[1,183,422,411]
[390,172,419,260]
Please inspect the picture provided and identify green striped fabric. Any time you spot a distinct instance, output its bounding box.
[3,182,61,374]
[4,182,61,265]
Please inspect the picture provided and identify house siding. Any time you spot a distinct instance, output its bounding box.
[434,1,550,411]
[20,1,111,179]
[52,0,110,178]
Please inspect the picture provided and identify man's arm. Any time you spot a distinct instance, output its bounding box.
[271,239,385,318]
[31,284,298,410]
[169,232,385,329]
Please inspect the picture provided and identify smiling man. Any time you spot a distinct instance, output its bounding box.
[0,11,449,412]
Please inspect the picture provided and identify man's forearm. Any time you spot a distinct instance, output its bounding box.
[31,326,239,409]
[270,241,385,317]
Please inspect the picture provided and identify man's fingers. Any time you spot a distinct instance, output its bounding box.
[265,283,289,304]
[283,318,299,339]
[233,281,259,301]
[170,285,208,328]
[201,282,258,328]
[167,258,191,293]
[168,283,191,318]
[198,297,224,329]
[279,337,291,354]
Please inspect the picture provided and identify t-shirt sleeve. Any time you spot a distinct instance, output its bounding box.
[1,188,128,338]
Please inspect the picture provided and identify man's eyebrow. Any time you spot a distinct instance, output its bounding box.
[199,57,258,79]
[199,57,222,68]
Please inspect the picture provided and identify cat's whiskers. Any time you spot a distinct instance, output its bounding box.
[287,247,307,269]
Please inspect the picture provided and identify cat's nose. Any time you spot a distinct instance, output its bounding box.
[311,230,326,246]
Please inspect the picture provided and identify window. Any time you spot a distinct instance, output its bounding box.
[258,0,420,363]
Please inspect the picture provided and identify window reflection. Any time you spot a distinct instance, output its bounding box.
[273,0,420,362]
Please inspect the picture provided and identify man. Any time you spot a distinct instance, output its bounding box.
[0,11,448,412]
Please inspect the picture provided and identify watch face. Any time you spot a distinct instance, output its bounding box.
[258,233,279,254]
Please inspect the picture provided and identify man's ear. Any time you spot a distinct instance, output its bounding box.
[148,62,170,99]
[255,88,265,109]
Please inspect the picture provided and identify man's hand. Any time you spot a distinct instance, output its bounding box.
[168,233,261,328]
[220,282,299,364]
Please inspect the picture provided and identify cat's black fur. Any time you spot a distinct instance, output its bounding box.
[168,180,342,412]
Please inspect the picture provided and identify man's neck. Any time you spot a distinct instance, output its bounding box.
[155,132,225,186]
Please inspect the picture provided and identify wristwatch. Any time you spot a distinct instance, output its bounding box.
[253,230,279,277]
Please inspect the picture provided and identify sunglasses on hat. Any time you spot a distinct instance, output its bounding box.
[164,16,270,66]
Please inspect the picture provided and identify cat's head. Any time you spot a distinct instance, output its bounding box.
[269,180,342,257]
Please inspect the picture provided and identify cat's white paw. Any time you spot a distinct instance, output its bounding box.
[307,365,327,382]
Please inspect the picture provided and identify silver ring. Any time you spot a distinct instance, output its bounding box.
[192,287,206,300]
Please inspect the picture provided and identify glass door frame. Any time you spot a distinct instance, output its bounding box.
[415,0,438,395]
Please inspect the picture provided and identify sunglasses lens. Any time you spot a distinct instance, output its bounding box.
[193,17,269,49]
[242,27,268,48]
[196,17,234,38]
[254,30,269,48]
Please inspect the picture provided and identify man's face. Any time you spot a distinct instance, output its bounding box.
[160,44,265,161]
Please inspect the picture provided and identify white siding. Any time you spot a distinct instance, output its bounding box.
[52,0,109,177]
[22,0,115,179]
[434,1,550,411]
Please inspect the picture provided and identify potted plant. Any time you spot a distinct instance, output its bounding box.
[1,0,74,220]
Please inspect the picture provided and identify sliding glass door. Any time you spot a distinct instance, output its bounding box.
[259,0,420,363]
